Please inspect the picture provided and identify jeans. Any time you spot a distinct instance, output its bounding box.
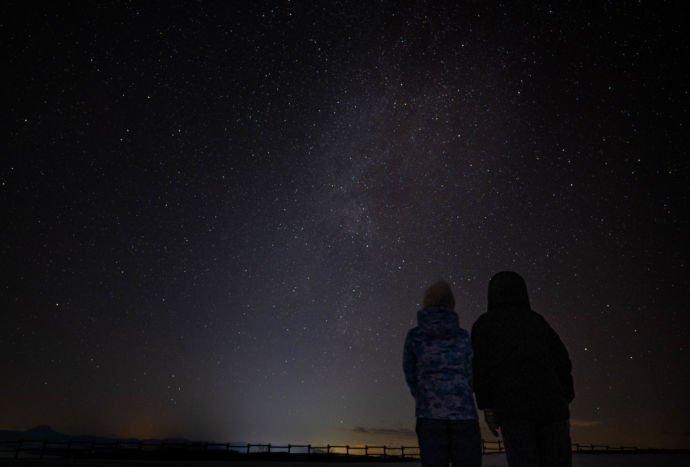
[416,418,481,467]
[500,419,572,467]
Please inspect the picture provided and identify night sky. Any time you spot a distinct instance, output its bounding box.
[2,1,688,450]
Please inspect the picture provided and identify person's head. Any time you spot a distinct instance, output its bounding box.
[488,271,530,310]
[423,280,455,309]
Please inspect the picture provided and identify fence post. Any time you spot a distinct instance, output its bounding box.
[383,445,387,457]
[364,445,368,456]
[15,440,22,459]
[327,444,330,454]
[267,443,271,453]
[307,444,311,454]
[40,440,47,459]
[287,444,291,454]
[401,445,405,458]
[247,443,251,454]
[346,445,349,455]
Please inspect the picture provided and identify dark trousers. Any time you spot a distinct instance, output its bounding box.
[500,419,572,467]
[416,418,481,467]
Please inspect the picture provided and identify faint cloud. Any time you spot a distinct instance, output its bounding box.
[352,426,416,438]
[570,419,602,428]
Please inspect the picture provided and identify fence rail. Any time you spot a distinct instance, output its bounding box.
[0,438,641,460]
[572,443,639,452]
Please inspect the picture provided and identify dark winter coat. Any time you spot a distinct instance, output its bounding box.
[471,272,574,422]
[403,306,478,420]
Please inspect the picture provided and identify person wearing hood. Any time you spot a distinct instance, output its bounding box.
[472,271,574,467]
[403,280,481,467]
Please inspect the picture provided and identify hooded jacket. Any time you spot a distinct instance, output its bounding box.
[471,271,574,422]
[403,306,478,420]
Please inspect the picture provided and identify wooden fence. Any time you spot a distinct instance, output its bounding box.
[0,438,640,460]
[572,443,639,452]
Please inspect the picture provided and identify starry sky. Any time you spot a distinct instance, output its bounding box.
[2,0,688,450]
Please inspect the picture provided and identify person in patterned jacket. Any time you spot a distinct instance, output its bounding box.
[403,280,481,467]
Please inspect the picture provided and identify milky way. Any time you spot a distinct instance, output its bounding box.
[2,1,687,448]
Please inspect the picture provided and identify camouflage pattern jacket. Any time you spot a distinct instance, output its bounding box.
[403,306,478,420]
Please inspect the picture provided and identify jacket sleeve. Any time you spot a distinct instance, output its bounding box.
[471,321,492,410]
[462,335,474,390]
[402,331,418,398]
[545,319,575,403]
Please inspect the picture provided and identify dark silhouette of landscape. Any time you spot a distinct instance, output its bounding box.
[3,426,690,467]
[0,425,191,445]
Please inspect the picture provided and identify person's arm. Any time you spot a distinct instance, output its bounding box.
[461,332,474,389]
[471,321,493,410]
[402,331,418,398]
[544,318,575,402]
[483,408,500,437]
[471,321,500,436]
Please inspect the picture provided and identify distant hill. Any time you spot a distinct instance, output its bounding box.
[0,427,331,457]
[0,425,68,442]
[0,426,273,453]
[0,425,184,444]
[0,427,338,461]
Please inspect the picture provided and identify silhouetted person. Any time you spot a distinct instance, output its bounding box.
[403,280,481,467]
[472,271,574,467]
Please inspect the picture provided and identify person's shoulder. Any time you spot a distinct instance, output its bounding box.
[471,311,492,331]
[474,311,489,321]
[404,327,425,351]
